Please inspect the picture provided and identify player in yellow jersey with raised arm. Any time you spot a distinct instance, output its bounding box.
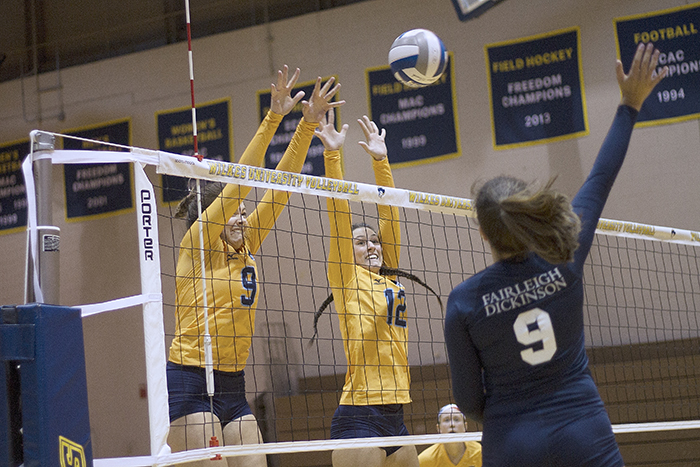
[168,67,343,467]
[315,111,419,467]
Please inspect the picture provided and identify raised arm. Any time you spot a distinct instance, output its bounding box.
[358,116,400,269]
[571,43,667,271]
[246,77,345,254]
[238,65,305,168]
[317,109,354,286]
[180,66,306,250]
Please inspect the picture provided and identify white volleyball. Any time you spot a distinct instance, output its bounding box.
[389,29,448,88]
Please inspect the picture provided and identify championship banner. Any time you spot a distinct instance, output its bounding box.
[0,139,29,234]
[257,77,339,177]
[614,3,700,126]
[365,55,459,168]
[62,119,134,221]
[485,27,588,149]
[156,98,232,204]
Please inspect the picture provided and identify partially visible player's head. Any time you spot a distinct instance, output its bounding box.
[352,222,383,273]
[437,404,467,434]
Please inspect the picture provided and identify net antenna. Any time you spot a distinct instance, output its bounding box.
[184,0,222,458]
[184,0,200,162]
[450,0,508,21]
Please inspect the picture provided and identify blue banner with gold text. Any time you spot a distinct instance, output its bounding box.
[485,27,588,149]
[366,56,459,168]
[0,139,29,234]
[614,3,700,126]
[63,119,133,221]
[156,98,232,203]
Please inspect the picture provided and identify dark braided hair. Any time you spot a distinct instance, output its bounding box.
[309,265,443,344]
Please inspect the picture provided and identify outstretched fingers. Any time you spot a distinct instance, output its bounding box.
[281,65,301,89]
[317,76,345,107]
[357,115,387,161]
[358,115,371,139]
[318,76,336,95]
[316,111,348,152]
[638,43,666,84]
[648,49,668,87]
[302,76,346,123]
[326,106,336,126]
[270,65,305,115]
[617,42,668,111]
[630,42,646,75]
[358,115,385,140]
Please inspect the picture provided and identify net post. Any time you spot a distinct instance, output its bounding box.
[0,306,26,467]
[134,163,171,458]
[11,304,92,467]
[25,131,60,305]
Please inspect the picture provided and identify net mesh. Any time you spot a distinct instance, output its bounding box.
[23,134,700,466]
[153,154,700,465]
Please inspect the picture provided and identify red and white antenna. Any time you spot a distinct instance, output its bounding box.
[184,0,201,161]
[184,0,222,460]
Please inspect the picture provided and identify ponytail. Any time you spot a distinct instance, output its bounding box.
[474,176,581,264]
[174,181,226,229]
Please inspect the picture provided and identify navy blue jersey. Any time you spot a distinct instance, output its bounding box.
[445,106,638,467]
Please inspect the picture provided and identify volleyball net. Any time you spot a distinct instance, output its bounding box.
[19,130,700,466]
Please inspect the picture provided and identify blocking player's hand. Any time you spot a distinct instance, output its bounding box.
[617,42,668,111]
[270,65,305,116]
[357,115,387,161]
[315,110,348,152]
[302,76,345,124]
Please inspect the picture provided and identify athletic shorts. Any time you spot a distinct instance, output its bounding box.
[330,404,409,456]
[167,361,252,427]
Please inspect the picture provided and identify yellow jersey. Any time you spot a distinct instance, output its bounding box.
[169,113,317,371]
[324,150,409,405]
[418,442,482,467]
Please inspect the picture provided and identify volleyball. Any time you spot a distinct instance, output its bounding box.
[389,29,448,88]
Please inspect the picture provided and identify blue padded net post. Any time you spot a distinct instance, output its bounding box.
[1,305,30,467]
[0,304,93,467]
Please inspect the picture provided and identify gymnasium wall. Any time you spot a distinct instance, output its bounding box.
[273,337,700,466]
[0,0,698,459]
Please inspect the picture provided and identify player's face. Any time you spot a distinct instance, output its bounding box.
[353,226,383,273]
[437,409,467,434]
[221,203,248,250]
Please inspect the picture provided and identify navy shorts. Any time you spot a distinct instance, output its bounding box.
[330,404,409,456]
[167,361,253,427]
